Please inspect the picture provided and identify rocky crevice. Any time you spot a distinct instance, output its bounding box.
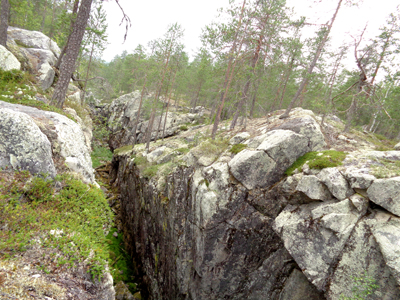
[107,104,400,299]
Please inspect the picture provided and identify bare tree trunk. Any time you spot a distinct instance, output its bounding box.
[212,0,247,139]
[344,96,357,133]
[40,0,48,32]
[51,0,92,109]
[191,83,202,112]
[55,0,80,69]
[279,0,343,119]
[249,80,260,118]
[0,0,9,47]
[81,40,96,104]
[162,68,178,141]
[145,46,173,151]
[230,21,264,130]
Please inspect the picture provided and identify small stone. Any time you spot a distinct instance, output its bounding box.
[113,232,118,238]
[32,274,41,278]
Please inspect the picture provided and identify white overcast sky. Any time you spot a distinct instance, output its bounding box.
[101,0,399,68]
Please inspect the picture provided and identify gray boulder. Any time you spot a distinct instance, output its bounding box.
[6,27,60,90]
[367,177,400,217]
[343,167,376,189]
[104,91,204,150]
[7,26,60,55]
[276,114,326,150]
[257,129,310,169]
[317,167,354,200]
[279,269,325,300]
[229,132,250,145]
[296,175,332,201]
[395,142,400,150]
[0,108,56,177]
[0,101,95,184]
[0,45,21,71]
[229,130,310,190]
[229,149,276,190]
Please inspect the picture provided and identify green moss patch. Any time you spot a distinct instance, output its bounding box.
[230,143,247,154]
[0,171,113,278]
[285,150,347,176]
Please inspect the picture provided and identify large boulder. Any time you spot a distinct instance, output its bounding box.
[295,175,332,201]
[229,130,310,190]
[274,109,326,150]
[0,101,95,184]
[0,45,21,71]
[367,177,400,217]
[0,108,56,177]
[6,27,60,90]
[228,149,276,189]
[317,167,354,200]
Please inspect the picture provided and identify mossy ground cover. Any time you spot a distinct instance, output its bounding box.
[0,69,75,121]
[91,146,113,168]
[285,150,347,176]
[0,171,113,278]
[230,143,247,154]
[195,137,229,157]
[106,228,138,293]
[370,158,400,178]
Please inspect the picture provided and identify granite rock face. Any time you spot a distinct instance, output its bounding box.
[0,108,56,177]
[6,27,60,90]
[0,101,95,184]
[100,91,206,150]
[111,107,400,299]
[0,45,21,71]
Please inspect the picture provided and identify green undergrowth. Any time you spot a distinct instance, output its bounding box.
[106,228,138,294]
[0,69,75,121]
[131,153,181,180]
[91,146,113,168]
[285,150,347,176]
[114,145,134,156]
[0,171,113,279]
[370,158,400,178]
[230,143,247,154]
[353,130,397,151]
[195,137,229,157]
[340,272,379,300]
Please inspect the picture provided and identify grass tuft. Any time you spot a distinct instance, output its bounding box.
[285,150,347,176]
[230,143,247,154]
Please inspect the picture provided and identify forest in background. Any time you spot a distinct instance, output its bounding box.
[3,0,400,139]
